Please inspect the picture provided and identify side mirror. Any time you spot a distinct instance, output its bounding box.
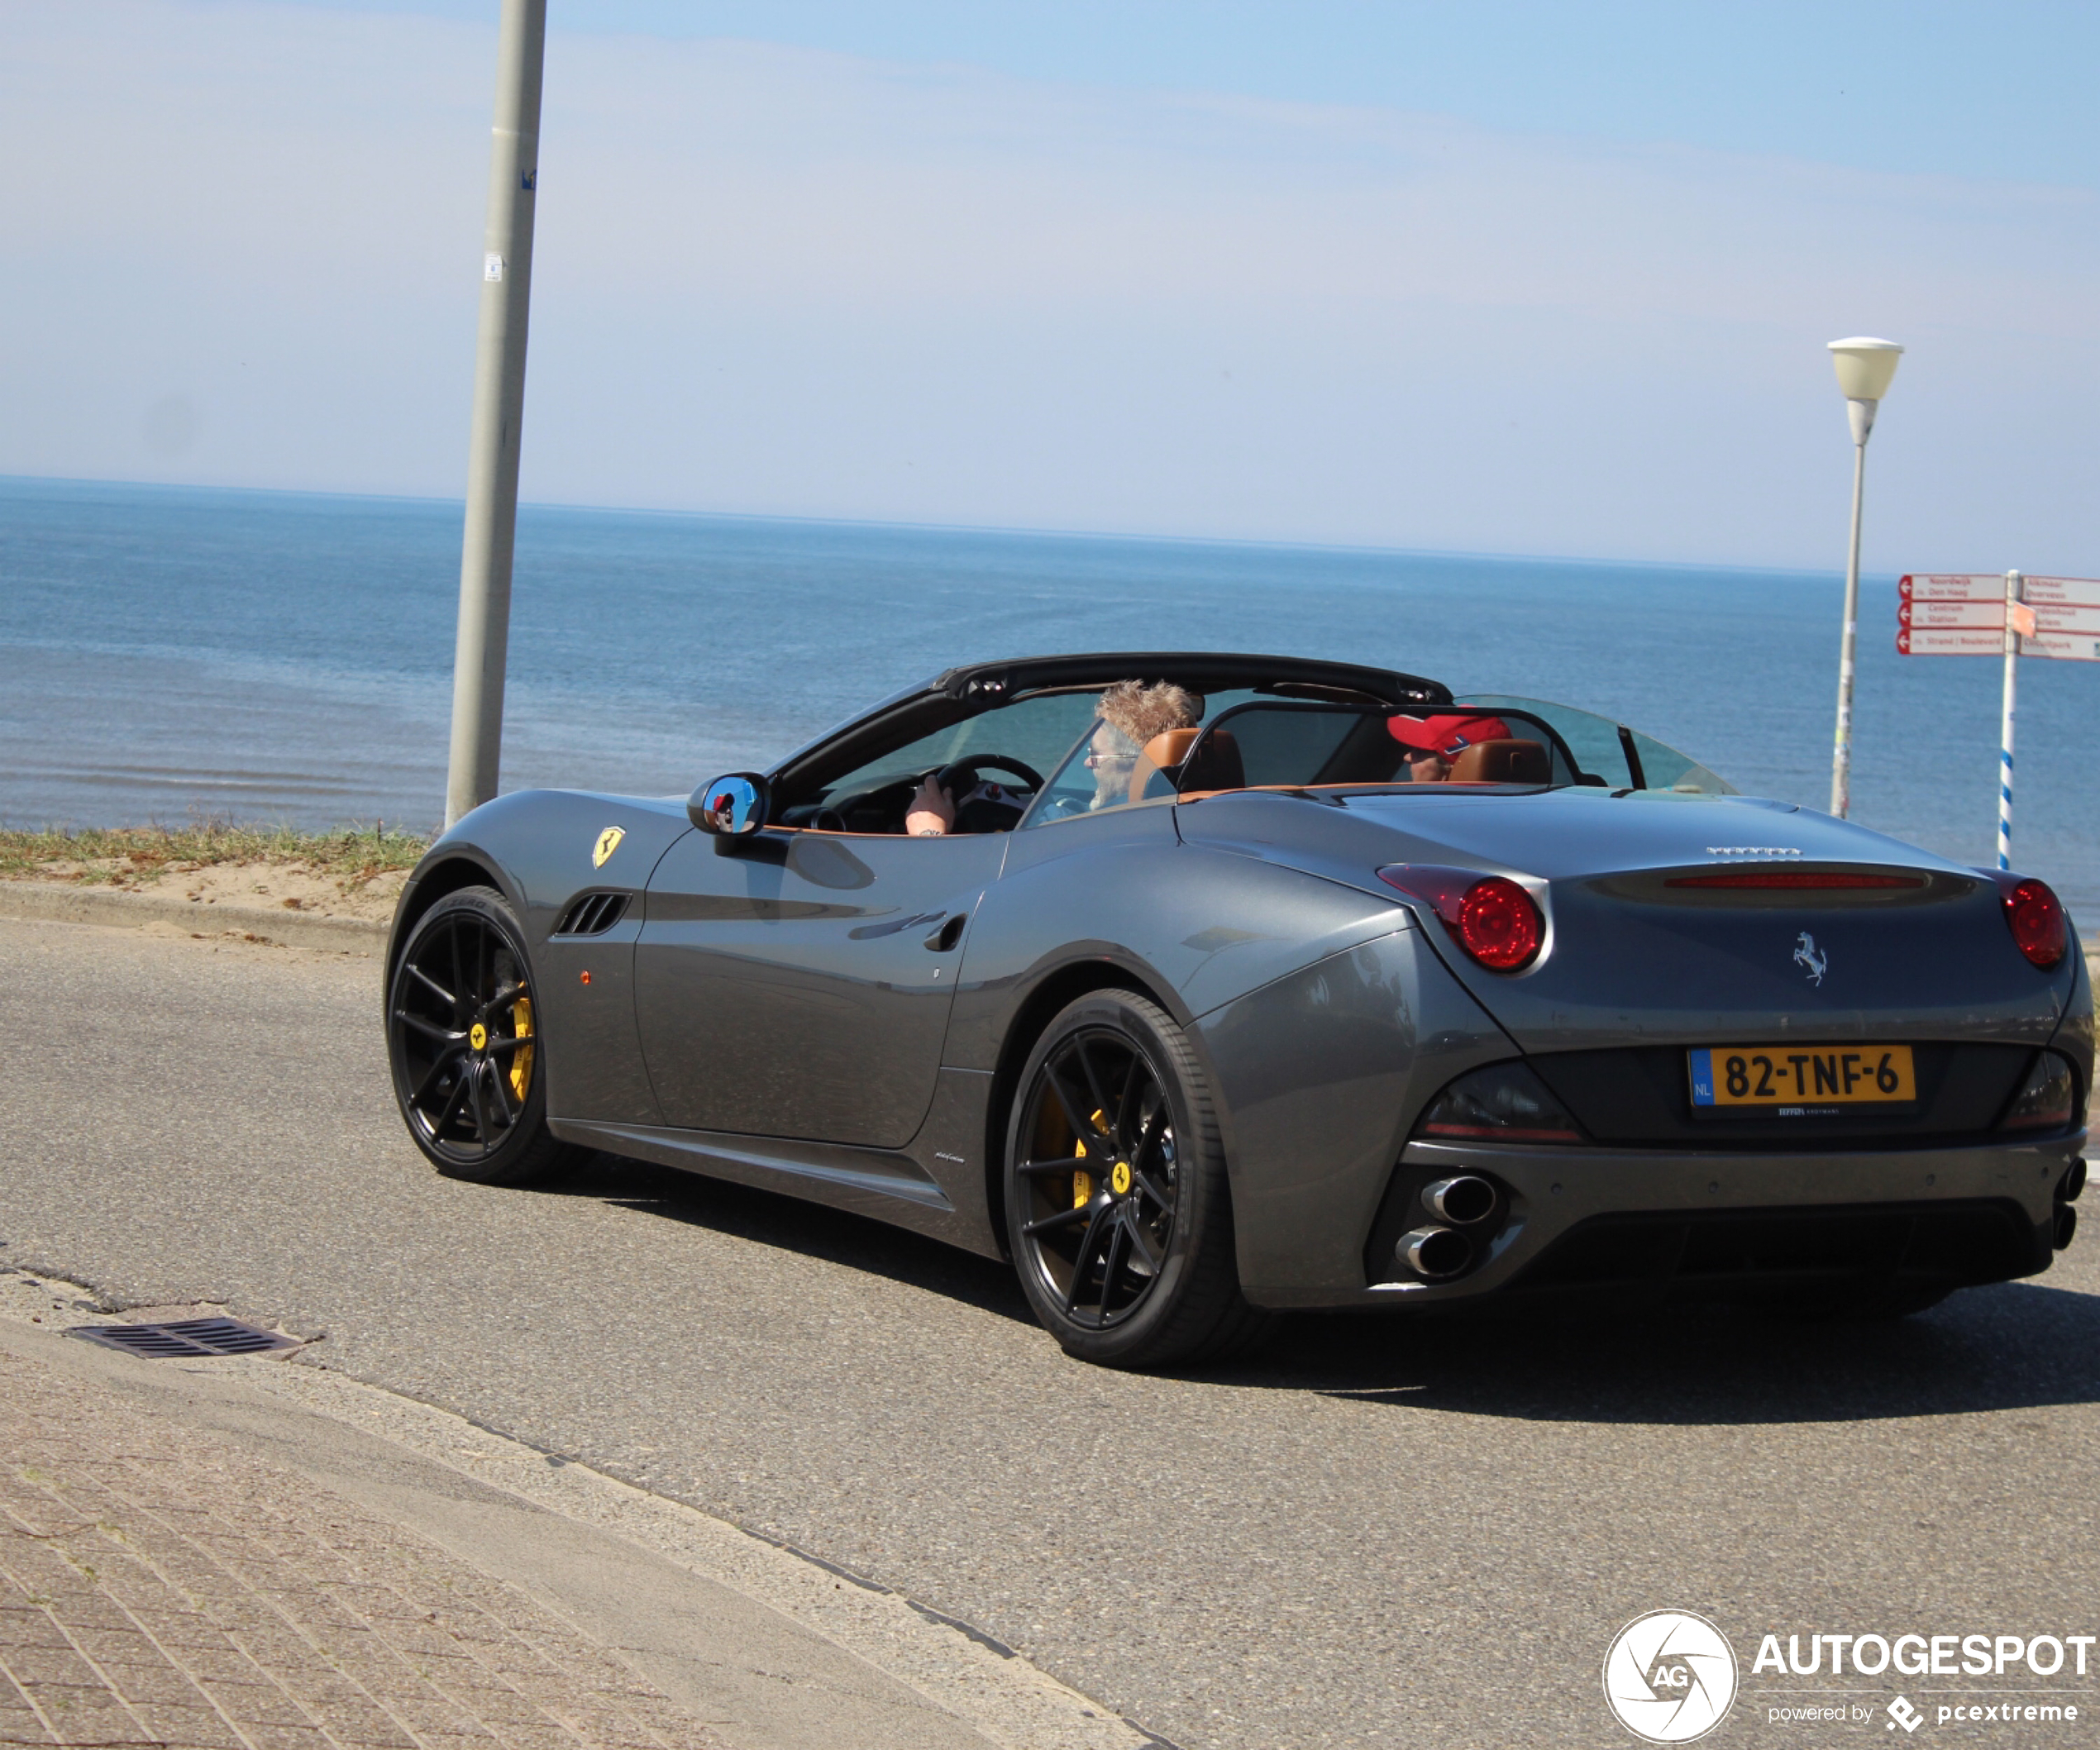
[689,772,771,836]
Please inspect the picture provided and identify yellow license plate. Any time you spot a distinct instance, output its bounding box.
[1689,1045,1916,1109]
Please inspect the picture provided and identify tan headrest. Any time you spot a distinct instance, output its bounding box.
[1141,729,1201,770]
[1447,739,1550,784]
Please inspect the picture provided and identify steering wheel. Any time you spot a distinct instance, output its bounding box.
[929,754,1045,796]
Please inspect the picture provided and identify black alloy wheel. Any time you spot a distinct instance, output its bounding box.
[1005,989,1266,1368]
[387,886,580,1185]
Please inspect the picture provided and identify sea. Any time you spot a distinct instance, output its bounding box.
[3,474,2094,920]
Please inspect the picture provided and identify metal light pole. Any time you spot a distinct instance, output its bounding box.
[1826,336,1903,819]
[445,0,547,828]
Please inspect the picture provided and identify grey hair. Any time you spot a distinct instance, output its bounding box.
[1097,680,1204,752]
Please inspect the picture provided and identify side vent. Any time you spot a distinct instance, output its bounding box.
[554,891,632,937]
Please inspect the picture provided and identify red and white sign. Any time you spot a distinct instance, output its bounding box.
[2022,575,2100,609]
[1900,573,2006,602]
[1897,574,2100,660]
[1897,627,2005,657]
[2019,632,2100,664]
[2030,602,2100,634]
[1900,599,2007,630]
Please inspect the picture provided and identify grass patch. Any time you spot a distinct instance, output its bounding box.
[0,821,428,887]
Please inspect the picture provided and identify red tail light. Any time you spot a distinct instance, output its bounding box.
[1378,865,1544,972]
[1986,870,2067,968]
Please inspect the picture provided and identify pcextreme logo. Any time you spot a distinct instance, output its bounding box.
[1603,1611,1739,1743]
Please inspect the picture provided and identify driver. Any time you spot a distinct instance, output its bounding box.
[904,767,1030,837]
[905,679,1202,835]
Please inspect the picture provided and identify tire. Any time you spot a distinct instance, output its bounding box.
[1004,989,1267,1368]
[386,885,583,1186]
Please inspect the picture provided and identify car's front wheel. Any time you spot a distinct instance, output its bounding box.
[1005,989,1266,1368]
[386,885,582,1186]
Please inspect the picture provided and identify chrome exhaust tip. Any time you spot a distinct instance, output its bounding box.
[2056,1204,2079,1252]
[1399,1224,1473,1280]
[2061,1157,2087,1204]
[1422,1175,1498,1226]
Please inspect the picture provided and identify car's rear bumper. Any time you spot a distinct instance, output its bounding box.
[1246,1131,2083,1309]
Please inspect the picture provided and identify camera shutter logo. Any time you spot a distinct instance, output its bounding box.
[1603,1610,1738,1743]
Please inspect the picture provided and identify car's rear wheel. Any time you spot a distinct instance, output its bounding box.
[1005,989,1266,1368]
[387,885,581,1186]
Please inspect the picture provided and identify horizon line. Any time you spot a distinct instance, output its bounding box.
[0,468,1859,586]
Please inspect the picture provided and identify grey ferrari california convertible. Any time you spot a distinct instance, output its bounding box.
[384,652,2089,1366]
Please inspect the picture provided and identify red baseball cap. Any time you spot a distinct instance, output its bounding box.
[1386,713,1511,756]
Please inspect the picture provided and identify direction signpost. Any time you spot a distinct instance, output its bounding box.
[1898,570,2100,868]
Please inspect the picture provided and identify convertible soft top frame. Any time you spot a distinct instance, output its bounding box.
[769,651,1452,798]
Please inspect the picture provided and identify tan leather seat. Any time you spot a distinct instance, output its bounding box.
[1131,729,1194,803]
[1134,727,1245,800]
[1446,738,1549,784]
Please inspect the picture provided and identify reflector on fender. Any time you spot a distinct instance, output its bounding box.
[1415,1061,1584,1143]
[2002,1050,2079,1131]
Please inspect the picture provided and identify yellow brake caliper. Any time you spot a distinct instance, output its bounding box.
[510,994,535,1102]
[1071,1107,1108,1209]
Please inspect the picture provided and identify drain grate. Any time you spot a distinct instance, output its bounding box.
[73,1318,303,1358]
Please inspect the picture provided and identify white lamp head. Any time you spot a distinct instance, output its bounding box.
[1828,336,1904,402]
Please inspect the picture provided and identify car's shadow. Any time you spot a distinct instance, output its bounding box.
[541,1150,1037,1326]
[1208,1283,2100,1424]
[538,1152,2100,1424]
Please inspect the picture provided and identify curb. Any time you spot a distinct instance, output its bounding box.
[0,1269,1160,1750]
[0,880,386,951]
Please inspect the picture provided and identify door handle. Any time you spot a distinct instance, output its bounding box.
[924,914,966,952]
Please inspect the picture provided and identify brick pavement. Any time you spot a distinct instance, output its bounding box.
[0,1346,728,1750]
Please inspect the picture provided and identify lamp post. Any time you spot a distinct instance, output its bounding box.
[445,0,547,827]
[1826,336,1903,818]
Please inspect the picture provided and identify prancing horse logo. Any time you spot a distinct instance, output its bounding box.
[1792,932,1828,986]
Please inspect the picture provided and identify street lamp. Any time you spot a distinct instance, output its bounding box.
[446,0,548,827]
[1826,336,1903,818]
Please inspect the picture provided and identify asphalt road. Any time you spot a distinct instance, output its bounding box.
[3,914,2098,1748]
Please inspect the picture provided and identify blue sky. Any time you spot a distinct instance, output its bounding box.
[298,0,2100,188]
[3,1,2094,569]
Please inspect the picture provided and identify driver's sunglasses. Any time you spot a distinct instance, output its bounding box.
[1084,751,1134,768]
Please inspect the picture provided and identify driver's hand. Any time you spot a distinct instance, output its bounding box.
[905,774,955,837]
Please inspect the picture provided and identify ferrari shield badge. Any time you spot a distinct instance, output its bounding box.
[592,825,626,869]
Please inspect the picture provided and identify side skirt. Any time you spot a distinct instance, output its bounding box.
[549,1067,1003,1258]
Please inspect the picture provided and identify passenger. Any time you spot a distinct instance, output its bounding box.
[906,679,1202,835]
[1386,712,1511,782]
[1084,679,1205,812]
